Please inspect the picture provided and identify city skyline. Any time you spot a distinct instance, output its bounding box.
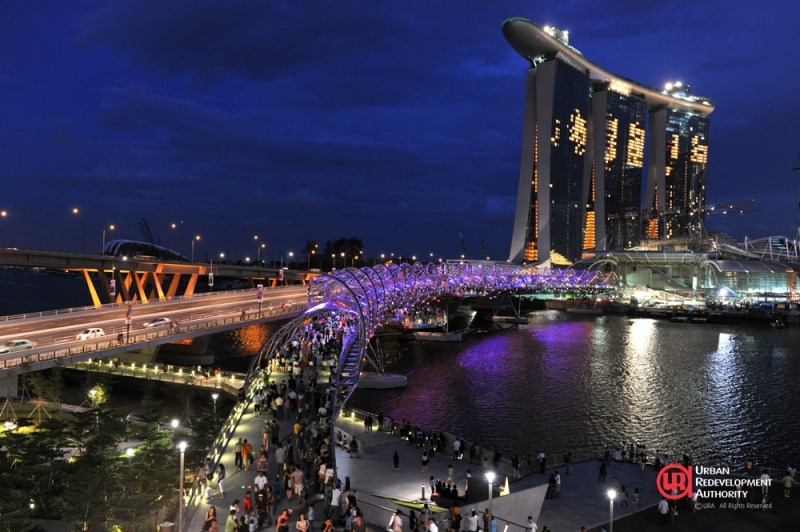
[2,1,800,262]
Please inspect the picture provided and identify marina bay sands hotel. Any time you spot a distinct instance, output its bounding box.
[504,18,713,264]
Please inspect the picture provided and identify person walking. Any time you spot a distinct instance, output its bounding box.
[393,451,400,471]
[388,509,403,532]
[467,510,479,532]
[217,463,227,499]
[422,449,429,472]
[784,470,796,497]
[204,506,218,531]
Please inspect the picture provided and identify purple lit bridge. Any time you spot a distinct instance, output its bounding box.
[240,262,616,443]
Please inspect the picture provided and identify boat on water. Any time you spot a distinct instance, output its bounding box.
[400,330,463,342]
[491,315,530,324]
[566,307,603,315]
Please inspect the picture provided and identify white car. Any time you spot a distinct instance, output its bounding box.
[0,339,37,353]
[76,328,105,341]
[143,317,172,328]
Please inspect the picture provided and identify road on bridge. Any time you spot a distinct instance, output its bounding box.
[0,285,307,367]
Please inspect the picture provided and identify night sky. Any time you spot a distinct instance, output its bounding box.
[2,1,799,263]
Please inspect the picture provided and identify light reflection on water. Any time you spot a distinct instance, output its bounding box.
[350,311,800,468]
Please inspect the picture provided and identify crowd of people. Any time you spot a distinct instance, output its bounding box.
[197,312,394,531]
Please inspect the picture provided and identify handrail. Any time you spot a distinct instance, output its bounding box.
[0,285,303,323]
[0,303,306,372]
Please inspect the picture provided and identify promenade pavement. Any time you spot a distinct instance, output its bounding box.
[184,399,800,532]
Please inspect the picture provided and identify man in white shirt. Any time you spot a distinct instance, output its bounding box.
[330,484,342,519]
[466,510,479,532]
[658,498,670,524]
[254,471,268,492]
[761,469,771,496]
[427,518,438,532]
[524,516,537,532]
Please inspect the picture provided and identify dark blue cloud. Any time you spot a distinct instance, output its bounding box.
[1,0,799,261]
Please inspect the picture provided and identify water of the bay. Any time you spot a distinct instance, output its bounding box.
[349,311,800,470]
[3,269,799,470]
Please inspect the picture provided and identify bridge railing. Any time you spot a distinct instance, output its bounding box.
[0,303,306,372]
[65,361,246,396]
[0,284,301,324]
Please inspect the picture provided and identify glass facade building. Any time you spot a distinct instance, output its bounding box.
[504,18,714,264]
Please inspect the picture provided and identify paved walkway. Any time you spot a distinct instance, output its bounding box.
[184,400,800,532]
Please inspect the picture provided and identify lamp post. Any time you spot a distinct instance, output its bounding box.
[211,393,219,416]
[171,221,184,255]
[281,251,294,269]
[178,441,187,532]
[257,243,266,276]
[191,235,201,262]
[126,447,134,479]
[332,254,336,271]
[101,224,115,253]
[486,471,495,526]
[607,489,616,532]
[72,207,86,253]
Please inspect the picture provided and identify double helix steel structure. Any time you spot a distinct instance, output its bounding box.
[243,262,616,419]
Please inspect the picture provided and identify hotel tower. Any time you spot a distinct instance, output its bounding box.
[503,18,714,264]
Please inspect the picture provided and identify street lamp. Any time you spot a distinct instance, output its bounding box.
[178,441,187,532]
[281,251,294,269]
[307,243,318,269]
[486,471,495,525]
[171,221,184,255]
[101,224,115,253]
[126,447,134,477]
[257,243,266,275]
[332,253,336,270]
[211,393,219,415]
[72,207,87,253]
[607,489,616,532]
[191,235,201,262]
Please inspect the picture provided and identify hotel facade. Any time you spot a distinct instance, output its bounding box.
[504,18,714,264]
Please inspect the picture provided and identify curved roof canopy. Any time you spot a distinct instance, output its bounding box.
[502,17,714,116]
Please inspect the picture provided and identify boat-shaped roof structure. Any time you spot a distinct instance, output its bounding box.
[502,17,714,116]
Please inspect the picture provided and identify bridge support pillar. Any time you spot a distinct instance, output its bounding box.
[0,374,18,399]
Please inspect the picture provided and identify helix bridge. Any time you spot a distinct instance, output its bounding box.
[242,262,616,425]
